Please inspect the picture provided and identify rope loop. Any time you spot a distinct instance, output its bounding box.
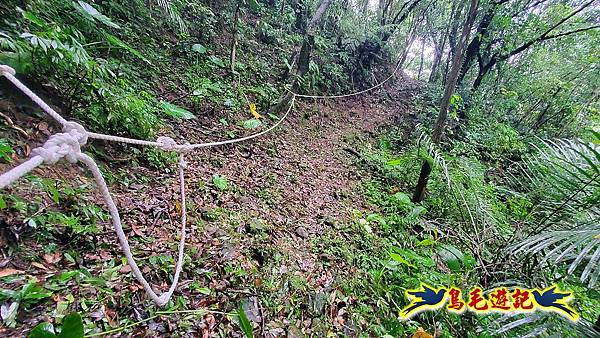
[179,156,188,169]
[32,133,82,164]
[63,121,88,145]
[0,65,16,76]
[156,136,178,152]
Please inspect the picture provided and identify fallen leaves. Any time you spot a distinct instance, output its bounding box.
[0,268,23,278]
[43,252,62,265]
[119,264,132,273]
[31,262,49,270]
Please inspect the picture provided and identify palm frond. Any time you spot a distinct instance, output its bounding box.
[416,127,450,187]
[492,312,599,338]
[508,138,600,286]
[155,0,188,34]
[512,220,600,287]
[515,138,600,226]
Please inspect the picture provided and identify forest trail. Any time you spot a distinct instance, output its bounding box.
[1,72,421,335]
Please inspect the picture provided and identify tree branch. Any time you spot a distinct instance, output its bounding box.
[544,24,600,40]
[502,0,596,61]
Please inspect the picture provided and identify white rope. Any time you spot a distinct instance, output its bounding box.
[0,156,44,189]
[85,98,295,151]
[0,56,392,305]
[0,64,294,306]
[76,152,188,306]
[285,59,402,99]
[0,65,68,126]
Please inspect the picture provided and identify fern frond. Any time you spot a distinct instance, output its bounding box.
[513,220,600,286]
[493,312,599,338]
[155,0,188,34]
[416,126,450,187]
[508,138,600,286]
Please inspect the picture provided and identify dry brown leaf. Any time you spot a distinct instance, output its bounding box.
[38,121,48,132]
[412,327,434,338]
[0,268,23,278]
[31,262,48,270]
[132,223,145,237]
[43,252,61,265]
[119,264,132,273]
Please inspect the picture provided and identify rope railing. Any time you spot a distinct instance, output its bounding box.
[0,64,296,306]
[284,60,402,99]
[0,59,400,306]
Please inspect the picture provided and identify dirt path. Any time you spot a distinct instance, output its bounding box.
[0,74,421,336]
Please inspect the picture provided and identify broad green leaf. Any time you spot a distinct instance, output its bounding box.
[104,34,149,63]
[212,175,229,191]
[245,0,260,11]
[21,11,46,27]
[197,287,211,295]
[389,252,416,268]
[192,44,207,54]
[437,244,464,272]
[242,118,262,130]
[57,313,84,338]
[386,159,402,166]
[392,192,411,207]
[209,55,225,67]
[408,206,427,218]
[160,101,195,120]
[267,113,280,120]
[237,306,254,338]
[74,1,121,29]
[416,238,436,246]
[0,138,13,161]
[29,322,56,338]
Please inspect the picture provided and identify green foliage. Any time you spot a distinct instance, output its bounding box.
[160,101,195,120]
[0,138,14,162]
[241,118,262,129]
[237,305,253,338]
[212,174,229,191]
[0,0,163,139]
[0,280,52,326]
[508,139,600,287]
[29,313,84,338]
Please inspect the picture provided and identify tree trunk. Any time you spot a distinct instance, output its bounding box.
[399,17,419,69]
[294,0,307,32]
[229,4,240,76]
[297,35,314,77]
[417,38,425,80]
[308,0,333,31]
[432,0,478,143]
[428,40,444,83]
[271,0,333,113]
[442,0,464,86]
[457,7,496,85]
[412,160,432,203]
[412,0,479,203]
[296,0,333,78]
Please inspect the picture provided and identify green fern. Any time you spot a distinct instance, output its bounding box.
[509,138,600,287]
[155,0,188,34]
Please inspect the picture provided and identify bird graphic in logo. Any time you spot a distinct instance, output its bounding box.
[401,284,447,319]
[532,285,579,321]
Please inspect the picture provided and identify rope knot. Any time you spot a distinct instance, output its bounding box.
[63,121,88,145]
[157,136,178,152]
[32,133,82,164]
[0,65,16,76]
